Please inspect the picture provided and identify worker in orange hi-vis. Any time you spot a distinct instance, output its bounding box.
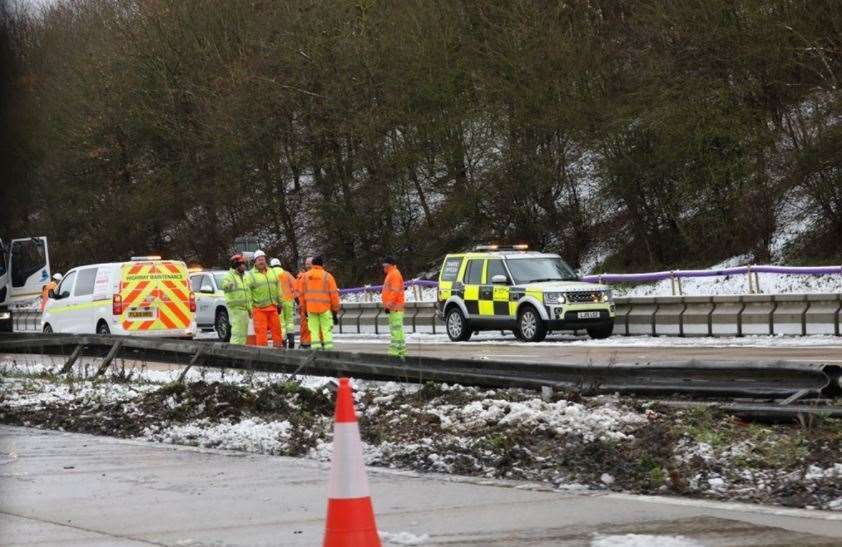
[244,250,284,348]
[381,256,406,358]
[41,273,63,312]
[295,257,313,349]
[270,258,298,348]
[301,255,340,351]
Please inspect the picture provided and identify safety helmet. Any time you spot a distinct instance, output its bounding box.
[230,253,245,267]
[253,250,266,260]
[270,258,281,267]
[52,273,63,282]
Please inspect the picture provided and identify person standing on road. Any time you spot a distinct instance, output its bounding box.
[295,257,313,349]
[381,257,407,358]
[245,250,283,348]
[41,273,63,311]
[221,254,251,345]
[301,256,340,350]
[270,258,297,348]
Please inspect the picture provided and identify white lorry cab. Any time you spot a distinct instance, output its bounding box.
[42,257,196,338]
[0,236,51,332]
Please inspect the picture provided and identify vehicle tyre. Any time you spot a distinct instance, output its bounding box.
[43,323,53,334]
[97,321,111,335]
[587,322,614,340]
[517,305,547,342]
[445,306,472,342]
[215,309,231,342]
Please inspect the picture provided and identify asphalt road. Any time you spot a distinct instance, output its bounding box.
[2,425,841,546]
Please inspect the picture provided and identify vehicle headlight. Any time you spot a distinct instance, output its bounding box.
[600,290,613,303]
[544,292,566,305]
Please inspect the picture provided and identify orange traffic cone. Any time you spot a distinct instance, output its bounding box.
[323,377,382,547]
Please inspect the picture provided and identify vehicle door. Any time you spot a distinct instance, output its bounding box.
[7,237,50,303]
[48,270,77,332]
[120,261,192,333]
[485,259,514,320]
[191,274,214,327]
[461,258,484,318]
[69,267,98,333]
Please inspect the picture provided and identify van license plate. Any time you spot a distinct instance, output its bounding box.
[128,308,156,319]
[577,311,600,319]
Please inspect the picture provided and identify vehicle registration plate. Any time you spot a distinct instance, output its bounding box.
[128,307,156,319]
[577,311,600,319]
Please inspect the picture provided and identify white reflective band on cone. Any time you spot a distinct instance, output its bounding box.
[327,422,371,499]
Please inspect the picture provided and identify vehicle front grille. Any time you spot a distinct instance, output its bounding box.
[565,291,603,304]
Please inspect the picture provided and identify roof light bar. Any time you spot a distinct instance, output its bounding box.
[473,244,529,252]
[130,255,162,261]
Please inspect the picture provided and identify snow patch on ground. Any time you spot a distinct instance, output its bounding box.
[591,534,705,547]
[147,418,292,454]
[380,531,430,545]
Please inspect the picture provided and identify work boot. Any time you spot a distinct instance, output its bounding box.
[286,334,295,349]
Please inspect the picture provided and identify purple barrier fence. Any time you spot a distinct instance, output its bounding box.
[582,265,842,284]
[339,265,842,294]
[339,278,438,296]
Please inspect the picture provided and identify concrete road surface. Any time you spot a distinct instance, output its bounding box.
[1,425,841,546]
[332,338,842,366]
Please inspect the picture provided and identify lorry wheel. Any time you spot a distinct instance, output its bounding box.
[43,323,53,334]
[215,309,231,342]
[97,322,111,335]
[517,305,547,342]
[587,322,614,340]
[445,307,472,342]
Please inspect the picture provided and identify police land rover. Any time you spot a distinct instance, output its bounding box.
[436,246,615,342]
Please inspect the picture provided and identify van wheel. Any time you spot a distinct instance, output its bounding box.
[43,323,53,334]
[587,322,614,340]
[97,322,111,335]
[215,309,231,342]
[517,305,547,342]
[445,307,472,342]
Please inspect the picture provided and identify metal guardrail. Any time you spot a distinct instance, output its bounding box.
[1,334,840,402]
[10,293,842,337]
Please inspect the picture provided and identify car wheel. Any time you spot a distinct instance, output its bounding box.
[215,309,231,342]
[43,323,53,334]
[587,322,614,340]
[517,305,547,342]
[97,322,111,336]
[445,306,472,342]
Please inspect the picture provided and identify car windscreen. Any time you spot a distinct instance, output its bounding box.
[506,257,578,284]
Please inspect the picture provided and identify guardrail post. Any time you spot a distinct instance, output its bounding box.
[59,344,84,374]
[94,340,123,377]
[736,296,746,337]
[801,295,810,337]
[835,294,842,337]
[670,273,677,296]
[413,283,421,302]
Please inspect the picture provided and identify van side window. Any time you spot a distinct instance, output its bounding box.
[190,276,204,292]
[440,257,463,282]
[463,259,483,284]
[57,271,77,297]
[73,268,98,296]
[487,259,509,283]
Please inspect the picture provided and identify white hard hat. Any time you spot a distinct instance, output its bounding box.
[253,250,266,259]
[52,273,63,282]
[270,258,281,267]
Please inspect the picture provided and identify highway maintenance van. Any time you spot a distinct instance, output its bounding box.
[42,257,195,338]
[436,245,615,342]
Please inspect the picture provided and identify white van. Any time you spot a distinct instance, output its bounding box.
[42,257,195,338]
